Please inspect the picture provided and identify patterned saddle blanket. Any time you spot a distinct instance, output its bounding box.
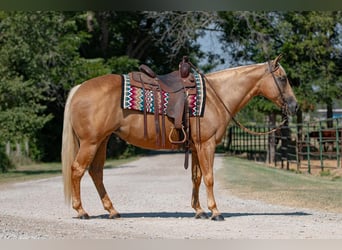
[121,72,205,117]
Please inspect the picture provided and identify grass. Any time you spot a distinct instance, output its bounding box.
[0,157,138,186]
[218,156,342,213]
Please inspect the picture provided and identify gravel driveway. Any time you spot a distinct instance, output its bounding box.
[1,153,342,239]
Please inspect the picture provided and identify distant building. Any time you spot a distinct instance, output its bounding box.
[316,109,342,119]
[303,108,342,122]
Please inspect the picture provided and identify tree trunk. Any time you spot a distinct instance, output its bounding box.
[15,142,21,157]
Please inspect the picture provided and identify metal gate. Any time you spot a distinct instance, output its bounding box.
[226,117,342,173]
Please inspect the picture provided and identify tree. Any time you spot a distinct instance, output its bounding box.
[216,12,287,125]
[0,11,210,166]
[0,11,57,162]
[81,11,211,72]
[0,11,99,162]
[280,11,342,126]
[216,11,342,125]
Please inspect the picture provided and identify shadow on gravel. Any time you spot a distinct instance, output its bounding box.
[224,211,311,217]
[86,211,310,219]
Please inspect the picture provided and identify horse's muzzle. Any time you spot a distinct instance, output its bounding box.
[286,97,298,116]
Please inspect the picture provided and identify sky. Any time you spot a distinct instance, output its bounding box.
[197,29,231,72]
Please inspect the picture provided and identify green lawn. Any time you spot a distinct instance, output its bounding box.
[218,156,342,213]
[0,157,138,186]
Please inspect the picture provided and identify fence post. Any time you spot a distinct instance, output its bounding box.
[296,122,302,171]
[336,118,340,169]
[319,120,324,171]
[281,113,289,170]
[306,122,311,174]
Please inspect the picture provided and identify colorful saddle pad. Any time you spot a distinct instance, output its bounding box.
[121,73,205,117]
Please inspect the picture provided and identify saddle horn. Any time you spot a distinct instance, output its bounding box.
[179,56,191,78]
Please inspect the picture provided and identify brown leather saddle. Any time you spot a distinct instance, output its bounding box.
[131,66,195,126]
[128,56,197,155]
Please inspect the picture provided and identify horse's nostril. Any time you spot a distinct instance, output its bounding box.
[290,103,299,115]
[286,97,298,115]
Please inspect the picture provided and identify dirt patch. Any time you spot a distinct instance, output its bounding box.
[273,159,342,178]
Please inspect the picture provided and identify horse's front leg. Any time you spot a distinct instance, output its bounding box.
[194,138,224,221]
[191,149,209,219]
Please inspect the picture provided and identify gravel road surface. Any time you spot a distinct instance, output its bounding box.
[1,153,342,239]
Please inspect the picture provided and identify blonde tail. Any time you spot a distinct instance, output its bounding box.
[61,85,81,205]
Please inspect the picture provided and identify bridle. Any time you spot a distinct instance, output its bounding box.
[202,60,289,136]
[267,60,290,120]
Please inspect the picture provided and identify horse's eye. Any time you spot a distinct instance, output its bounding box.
[277,76,287,85]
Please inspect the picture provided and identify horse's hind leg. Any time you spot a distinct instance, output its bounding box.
[71,141,98,219]
[191,149,208,219]
[88,136,120,219]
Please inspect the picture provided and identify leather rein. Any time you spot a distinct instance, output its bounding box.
[198,61,289,136]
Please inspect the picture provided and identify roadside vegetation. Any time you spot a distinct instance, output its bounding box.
[219,156,342,213]
[1,11,342,172]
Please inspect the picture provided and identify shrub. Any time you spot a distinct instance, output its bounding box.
[0,147,15,173]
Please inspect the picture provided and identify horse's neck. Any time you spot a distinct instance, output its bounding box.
[206,64,266,116]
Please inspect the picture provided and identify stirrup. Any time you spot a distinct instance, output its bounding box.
[169,126,187,144]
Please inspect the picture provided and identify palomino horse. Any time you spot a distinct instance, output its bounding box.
[62,55,298,221]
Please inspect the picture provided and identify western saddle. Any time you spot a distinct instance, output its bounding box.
[128,56,199,168]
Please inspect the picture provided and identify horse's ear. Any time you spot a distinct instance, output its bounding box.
[271,54,283,71]
[273,54,283,66]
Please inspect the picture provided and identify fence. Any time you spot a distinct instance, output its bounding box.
[226,117,342,174]
[3,140,32,166]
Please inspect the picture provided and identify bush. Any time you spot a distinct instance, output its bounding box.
[0,148,15,173]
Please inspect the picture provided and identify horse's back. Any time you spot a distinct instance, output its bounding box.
[72,73,121,101]
[77,74,122,95]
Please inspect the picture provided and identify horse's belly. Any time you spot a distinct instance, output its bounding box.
[114,113,184,150]
[116,129,182,150]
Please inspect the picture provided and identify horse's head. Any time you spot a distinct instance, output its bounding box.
[258,55,298,116]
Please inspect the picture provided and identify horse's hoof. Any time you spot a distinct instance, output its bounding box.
[211,214,224,221]
[109,213,121,219]
[79,213,90,219]
[195,212,209,219]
